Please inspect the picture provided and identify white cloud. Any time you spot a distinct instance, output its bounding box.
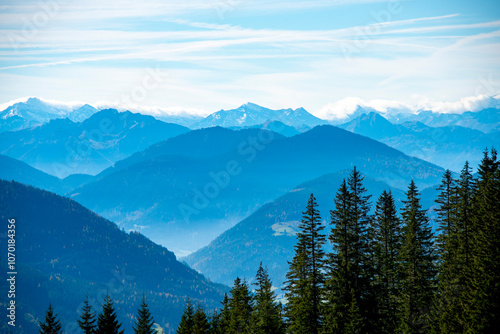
[314,97,366,120]
[315,94,500,120]
[415,94,500,114]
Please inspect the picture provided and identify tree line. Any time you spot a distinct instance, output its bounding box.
[39,149,500,333]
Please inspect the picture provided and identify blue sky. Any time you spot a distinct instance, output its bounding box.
[0,0,499,119]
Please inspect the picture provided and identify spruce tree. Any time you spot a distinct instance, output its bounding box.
[284,193,326,334]
[324,168,374,334]
[398,180,436,333]
[431,170,463,333]
[133,294,155,334]
[251,263,285,334]
[39,304,62,334]
[219,293,230,333]
[78,296,97,334]
[284,242,310,334]
[435,169,458,269]
[463,149,500,332]
[177,298,195,334]
[96,293,124,334]
[456,161,475,269]
[193,303,210,334]
[208,311,221,334]
[438,161,476,333]
[371,190,401,333]
[228,277,253,334]
[324,179,361,334]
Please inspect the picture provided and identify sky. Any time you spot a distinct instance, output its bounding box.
[0,0,499,119]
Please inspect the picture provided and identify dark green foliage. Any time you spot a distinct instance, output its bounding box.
[78,296,96,334]
[456,161,476,269]
[193,303,210,334]
[284,193,326,334]
[0,180,227,333]
[228,277,253,334]
[324,180,361,334]
[463,149,500,332]
[324,168,374,334]
[251,263,285,334]
[39,304,62,334]
[435,169,458,268]
[371,190,401,333]
[177,299,195,334]
[133,294,155,334]
[207,311,221,334]
[431,169,464,333]
[184,171,410,292]
[96,293,124,334]
[215,294,230,334]
[398,180,436,333]
[16,159,500,333]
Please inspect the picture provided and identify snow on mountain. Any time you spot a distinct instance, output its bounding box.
[0,97,205,132]
[0,97,95,132]
[193,102,327,129]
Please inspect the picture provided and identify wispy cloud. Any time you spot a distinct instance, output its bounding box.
[0,0,499,112]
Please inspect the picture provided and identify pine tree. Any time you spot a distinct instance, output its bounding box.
[324,179,362,334]
[397,180,436,333]
[435,169,459,270]
[324,168,374,334]
[456,161,475,270]
[284,242,310,334]
[96,293,124,334]
[431,170,464,333]
[371,190,401,333]
[217,293,230,334]
[177,298,195,334]
[251,263,285,334]
[78,296,97,334]
[463,149,500,332]
[193,303,210,334]
[228,277,253,334]
[208,311,221,334]
[133,294,155,334]
[284,193,326,334]
[39,304,62,334]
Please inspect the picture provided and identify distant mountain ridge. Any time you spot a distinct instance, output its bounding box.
[193,102,328,129]
[0,97,98,132]
[1,97,499,134]
[69,125,444,256]
[339,111,500,171]
[0,108,190,177]
[382,107,500,133]
[0,97,202,132]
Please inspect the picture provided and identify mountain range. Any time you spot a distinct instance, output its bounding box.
[0,97,495,332]
[386,108,500,133]
[339,112,500,171]
[193,102,327,130]
[0,97,98,132]
[0,109,189,177]
[0,180,226,333]
[68,125,444,256]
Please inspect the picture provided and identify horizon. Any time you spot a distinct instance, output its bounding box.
[2,94,500,121]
